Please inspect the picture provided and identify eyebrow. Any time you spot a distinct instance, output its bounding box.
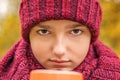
[36,24,51,29]
[66,24,85,29]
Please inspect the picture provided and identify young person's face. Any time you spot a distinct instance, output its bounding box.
[30,20,91,70]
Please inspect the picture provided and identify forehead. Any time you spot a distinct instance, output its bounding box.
[40,20,80,24]
[35,20,86,28]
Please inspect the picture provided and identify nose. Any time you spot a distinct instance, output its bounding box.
[52,39,66,58]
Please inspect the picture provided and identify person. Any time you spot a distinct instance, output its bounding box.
[0,0,120,80]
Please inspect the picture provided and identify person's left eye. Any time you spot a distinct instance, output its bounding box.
[71,29,82,35]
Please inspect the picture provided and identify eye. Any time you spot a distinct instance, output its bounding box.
[71,29,82,35]
[37,29,50,35]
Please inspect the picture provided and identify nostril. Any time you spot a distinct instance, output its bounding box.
[53,48,65,55]
[52,44,66,57]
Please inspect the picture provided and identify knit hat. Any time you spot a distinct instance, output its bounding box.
[19,0,102,42]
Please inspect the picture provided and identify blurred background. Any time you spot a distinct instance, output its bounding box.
[0,0,120,58]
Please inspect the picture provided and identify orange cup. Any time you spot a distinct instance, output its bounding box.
[30,69,84,80]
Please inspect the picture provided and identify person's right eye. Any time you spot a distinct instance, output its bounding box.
[37,29,50,35]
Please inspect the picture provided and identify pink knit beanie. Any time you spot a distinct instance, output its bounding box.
[19,0,102,42]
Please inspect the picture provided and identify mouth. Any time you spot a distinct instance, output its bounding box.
[49,58,71,67]
[49,58,70,63]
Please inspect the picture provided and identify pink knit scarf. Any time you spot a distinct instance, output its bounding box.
[0,39,120,80]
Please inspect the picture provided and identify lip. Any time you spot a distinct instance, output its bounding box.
[49,58,70,63]
[49,58,70,67]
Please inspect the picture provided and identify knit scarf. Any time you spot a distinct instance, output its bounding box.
[0,39,120,80]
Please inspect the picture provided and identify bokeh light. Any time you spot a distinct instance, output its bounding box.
[0,0,8,18]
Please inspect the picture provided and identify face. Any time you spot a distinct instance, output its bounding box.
[29,20,91,71]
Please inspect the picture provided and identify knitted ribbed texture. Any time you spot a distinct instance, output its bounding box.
[0,39,120,80]
[0,0,120,80]
[19,0,102,42]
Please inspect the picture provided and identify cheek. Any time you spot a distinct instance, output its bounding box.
[69,38,90,61]
[72,45,89,67]
[30,39,51,62]
[72,43,89,58]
